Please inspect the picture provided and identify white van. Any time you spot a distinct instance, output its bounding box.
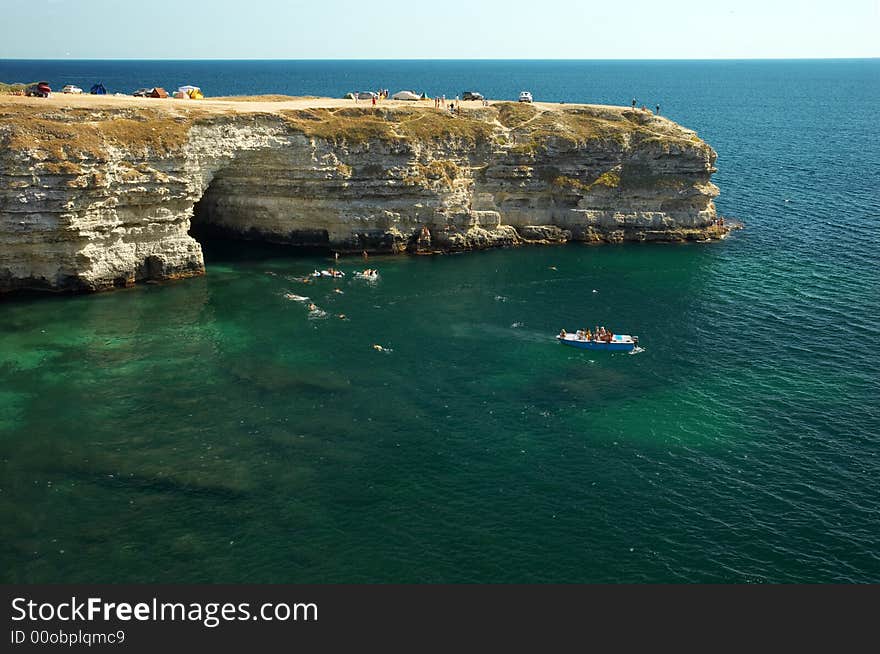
[519,91,533,103]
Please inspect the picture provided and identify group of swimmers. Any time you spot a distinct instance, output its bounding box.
[558,326,616,342]
[291,263,380,317]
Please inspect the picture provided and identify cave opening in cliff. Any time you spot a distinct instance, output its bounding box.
[190,181,333,264]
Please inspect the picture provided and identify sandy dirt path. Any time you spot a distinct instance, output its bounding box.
[0,93,630,116]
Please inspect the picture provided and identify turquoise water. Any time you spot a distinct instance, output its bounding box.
[2,60,880,582]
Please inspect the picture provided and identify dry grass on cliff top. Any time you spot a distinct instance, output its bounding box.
[274,103,700,151]
[498,103,703,154]
[495,102,539,128]
[0,105,198,163]
[0,95,705,166]
[279,106,494,144]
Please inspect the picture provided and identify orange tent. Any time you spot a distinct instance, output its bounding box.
[150,87,168,98]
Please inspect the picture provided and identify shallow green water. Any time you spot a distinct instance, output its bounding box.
[2,235,878,583]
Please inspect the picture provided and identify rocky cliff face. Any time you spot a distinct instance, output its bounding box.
[0,99,723,293]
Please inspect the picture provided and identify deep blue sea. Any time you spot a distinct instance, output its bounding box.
[1,60,879,582]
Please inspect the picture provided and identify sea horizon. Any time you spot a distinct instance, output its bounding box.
[3,56,878,62]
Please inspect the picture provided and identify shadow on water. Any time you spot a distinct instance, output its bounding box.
[197,237,332,265]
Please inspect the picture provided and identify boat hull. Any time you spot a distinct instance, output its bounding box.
[557,335,636,352]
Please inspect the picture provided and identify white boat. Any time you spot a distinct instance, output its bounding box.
[557,331,638,352]
[311,270,345,278]
[355,270,379,280]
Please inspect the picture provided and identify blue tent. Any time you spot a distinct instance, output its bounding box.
[90,83,107,95]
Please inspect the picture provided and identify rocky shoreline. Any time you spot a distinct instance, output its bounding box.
[0,95,730,293]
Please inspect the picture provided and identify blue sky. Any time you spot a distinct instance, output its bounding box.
[2,0,878,59]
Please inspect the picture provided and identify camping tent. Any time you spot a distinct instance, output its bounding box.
[177,85,203,99]
[150,87,168,98]
[90,83,107,95]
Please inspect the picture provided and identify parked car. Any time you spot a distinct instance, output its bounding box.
[356,91,378,100]
[132,88,152,97]
[391,90,421,101]
[61,85,83,94]
[26,82,51,98]
[518,91,533,103]
[461,91,484,101]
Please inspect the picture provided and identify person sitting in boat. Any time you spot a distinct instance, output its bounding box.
[559,329,567,338]
[585,329,592,341]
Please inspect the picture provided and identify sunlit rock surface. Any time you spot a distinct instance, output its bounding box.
[0,97,723,293]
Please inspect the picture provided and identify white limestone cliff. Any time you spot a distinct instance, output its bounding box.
[0,99,724,293]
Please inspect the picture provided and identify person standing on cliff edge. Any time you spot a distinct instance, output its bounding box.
[631,98,637,108]
[655,104,660,115]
